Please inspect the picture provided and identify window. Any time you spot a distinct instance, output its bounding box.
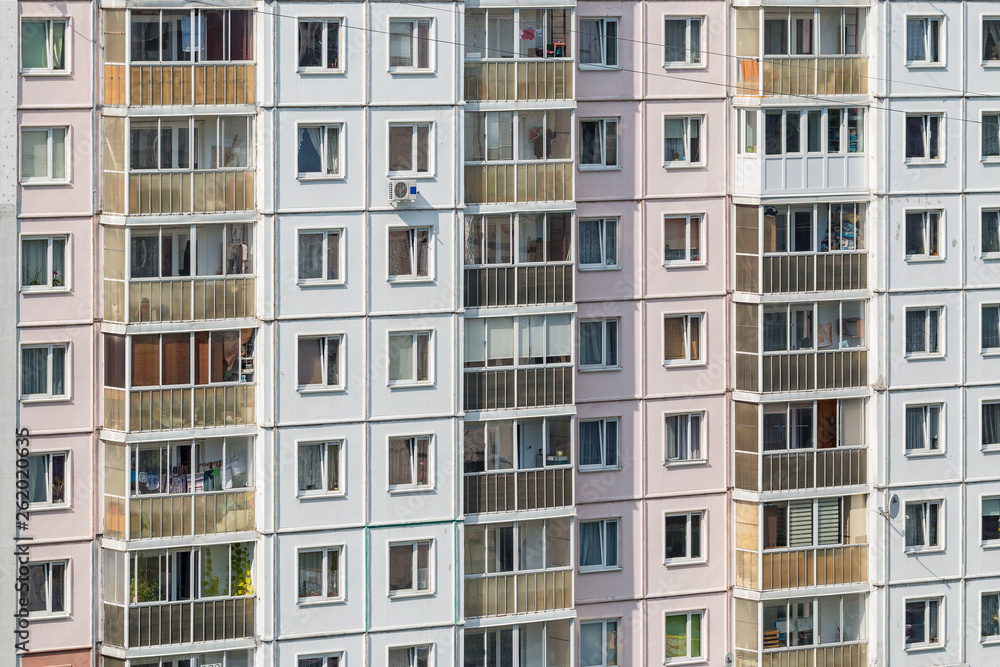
[21,19,66,73]
[21,128,66,183]
[297,441,342,496]
[466,111,572,163]
[580,418,620,470]
[906,18,942,65]
[984,114,1000,159]
[663,314,702,365]
[904,500,941,550]
[129,116,250,171]
[298,124,342,177]
[388,646,431,667]
[388,228,430,280]
[985,402,1000,448]
[664,612,702,661]
[905,307,941,356]
[298,19,342,70]
[389,19,431,70]
[128,438,252,496]
[464,8,571,60]
[579,218,619,269]
[984,306,1000,352]
[26,561,66,617]
[21,344,67,400]
[985,19,1000,63]
[664,18,702,66]
[297,336,343,389]
[763,498,845,548]
[762,399,866,451]
[983,498,1000,542]
[763,204,866,253]
[463,418,572,473]
[580,18,619,68]
[130,10,252,62]
[388,542,431,595]
[664,116,702,165]
[389,123,431,175]
[21,236,66,290]
[905,405,942,453]
[464,518,571,575]
[905,211,942,259]
[580,118,619,169]
[388,332,431,385]
[464,212,572,266]
[298,547,342,601]
[579,518,619,571]
[464,315,572,369]
[27,453,66,507]
[763,109,865,156]
[297,230,341,284]
[388,436,430,489]
[580,318,619,370]
[299,655,342,667]
[581,619,619,667]
[905,114,942,162]
[664,215,702,264]
[664,513,703,562]
[665,413,704,463]
[985,209,1000,256]
[905,598,941,648]
[128,330,253,387]
[128,223,253,280]
[983,592,1000,639]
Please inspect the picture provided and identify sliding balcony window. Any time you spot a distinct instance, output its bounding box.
[388,436,431,490]
[905,114,943,162]
[904,500,942,551]
[463,417,572,472]
[297,547,342,602]
[21,19,66,73]
[128,543,254,602]
[579,217,619,269]
[665,611,703,662]
[297,335,342,390]
[664,18,702,66]
[664,215,703,265]
[297,124,342,178]
[905,404,942,454]
[131,438,251,495]
[665,413,704,463]
[27,452,67,508]
[764,204,865,253]
[763,8,867,56]
[663,314,703,365]
[465,315,571,369]
[580,418,620,470]
[764,594,866,649]
[579,519,619,571]
[466,623,571,667]
[297,229,342,284]
[20,127,66,183]
[763,497,846,548]
[388,541,432,596]
[131,330,254,389]
[130,116,250,170]
[579,318,619,370]
[904,211,942,260]
[465,212,571,266]
[467,519,571,579]
[298,19,342,71]
[764,108,864,155]
[663,116,702,166]
[464,8,571,60]
[905,598,942,648]
[764,301,865,353]
[762,399,865,451]
[297,440,341,497]
[21,235,67,291]
[664,512,703,563]
[467,110,572,163]
[388,19,432,71]
[579,18,619,69]
[130,223,253,279]
[581,619,620,667]
[26,561,66,617]
[130,9,253,62]
[906,17,943,66]
[21,343,67,400]
[905,307,942,357]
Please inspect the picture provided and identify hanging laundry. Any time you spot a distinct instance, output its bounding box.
[520,28,536,40]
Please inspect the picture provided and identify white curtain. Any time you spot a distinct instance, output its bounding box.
[298,444,322,492]
[905,310,926,353]
[389,335,413,381]
[664,19,687,61]
[985,20,1000,60]
[906,19,925,61]
[297,232,323,280]
[983,116,1000,157]
[579,19,603,64]
[27,456,48,504]
[664,118,686,162]
[985,595,1000,638]
[580,421,602,466]
[579,220,602,265]
[21,348,48,396]
[21,239,48,286]
[388,438,412,486]
[579,321,603,366]
[297,127,322,173]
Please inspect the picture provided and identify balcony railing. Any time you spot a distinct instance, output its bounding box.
[463,468,573,514]
[464,265,573,308]
[465,163,573,205]
[735,447,867,493]
[761,643,867,667]
[119,277,255,323]
[123,490,255,540]
[127,170,255,215]
[762,253,867,293]
[464,367,573,411]
[464,568,573,618]
[125,385,255,433]
[736,56,868,96]
[103,597,255,648]
[762,350,867,393]
[464,60,573,102]
[761,544,868,590]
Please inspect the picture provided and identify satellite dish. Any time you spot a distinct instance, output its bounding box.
[889,494,900,519]
[725,652,735,667]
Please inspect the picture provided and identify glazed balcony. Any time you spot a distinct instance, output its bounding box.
[103,597,255,648]
[464,468,573,514]
[464,568,573,618]
[464,366,573,411]
[464,264,573,308]
[464,60,573,103]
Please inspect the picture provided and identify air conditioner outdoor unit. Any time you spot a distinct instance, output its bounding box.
[389,180,417,204]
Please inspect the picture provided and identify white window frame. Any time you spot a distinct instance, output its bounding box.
[388,18,433,72]
[580,118,620,170]
[983,208,1000,257]
[664,610,704,662]
[297,18,344,72]
[26,452,68,509]
[983,113,1000,161]
[581,618,620,667]
[904,499,943,552]
[578,217,620,270]
[984,305,1000,354]
[296,440,344,498]
[904,307,943,358]
[906,17,944,67]
[579,17,620,70]
[982,496,1000,544]
[20,127,68,184]
[388,330,433,387]
[297,546,344,603]
[387,645,432,667]
[387,226,432,282]
[663,313,704,366]
[984,17,1000,66]
[387,435,432,492]
[20,235,68,292]
[904,113,944,163]
[904,210,943,260]
[663,17,703,67]
[388,122,433,177]
[26,560,67,618]
[985,400,1000,450]
[983,592,1000,642]
[297,653,344,667]
[579,518,620,572]
[904,404,943,455]
[387,541,433,596]
[296,229,344,285]
[297,123,344,179]
[20,18,68,74]
[20,343,68,401]
[665,412,705,464]
[663,512,704,564]
[904,597,943,650]
[663,116,704,167]
[663,214,704,266]
[296,335,344,391]
[579,318,620,371]
[579,417,621,471]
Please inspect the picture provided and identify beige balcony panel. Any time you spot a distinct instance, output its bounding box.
[464,569,573,619]
[763,253,868,294]
[464,265,572,308]
[463,468,572,514]
[465,164,573,205]
[128,64,255,106]
[465,61,571,102]
[762,350,867,393]
[104,387,127,431]
[756,56,867,97]
[760,643,867,667]
[126,597,254,648]
[761,544,868,591]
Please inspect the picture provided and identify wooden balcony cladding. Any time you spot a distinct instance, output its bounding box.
[761,545,868,590]
[762,350,867,392]
[108,64,257,107]
[464,569,573,618]
[464,265,573,308]
[463,468,573,514]
[736,56,867,97]
[128,277,255,323]
[128,385,254,432]
[121,597,255,648]
[763,253,868,294]
[465,163,573,205]
[463,367,573,411]
[128,170,255,215]
[761,643,867,667]
[464,61,573,102]
[128,490,255,539]
[106,65,127,106]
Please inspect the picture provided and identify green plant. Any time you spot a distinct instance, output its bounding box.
[201,548,220,596]
[231,543,254,596]
[130,572,161,603]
